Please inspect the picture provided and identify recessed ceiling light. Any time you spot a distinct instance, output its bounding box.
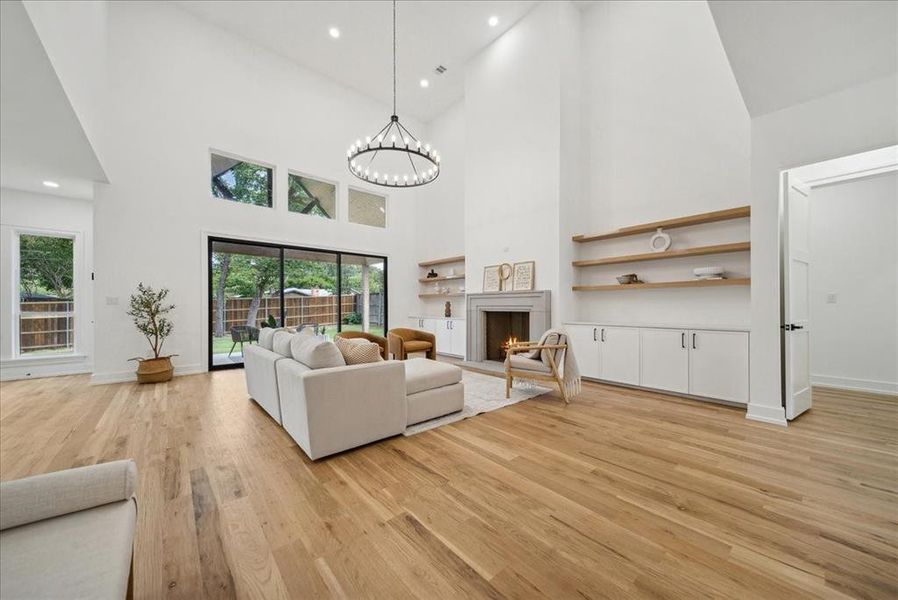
[328,27,340,39]
[42,180,59,188]
[419,79,430,88]
[488,16,499,27]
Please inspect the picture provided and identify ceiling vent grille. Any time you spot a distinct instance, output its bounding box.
[434,65,447,74]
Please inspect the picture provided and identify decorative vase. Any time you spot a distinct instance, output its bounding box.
[649,227,671,252]
[445,301,452,317]
[134,356,174,383]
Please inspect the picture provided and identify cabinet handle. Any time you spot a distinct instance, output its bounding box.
[681,332,685,349]
[601,328,606,342]
[593,328,597,342]
[692,333,697,350]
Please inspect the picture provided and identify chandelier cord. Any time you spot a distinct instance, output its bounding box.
[392,0,397,116]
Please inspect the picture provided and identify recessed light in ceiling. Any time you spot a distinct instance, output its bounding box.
[419,79,430,88]
[488,16,499,27]
[328,27,340,39]
[42,180,60,188]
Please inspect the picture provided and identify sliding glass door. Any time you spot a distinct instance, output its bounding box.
[208,237,387,370]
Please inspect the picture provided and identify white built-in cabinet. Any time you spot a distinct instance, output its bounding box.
[565,323,748,404]
[408,317,466,358]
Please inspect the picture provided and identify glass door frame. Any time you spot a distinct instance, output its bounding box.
[207,236,388,371]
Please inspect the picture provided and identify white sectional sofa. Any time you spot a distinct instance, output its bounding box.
[244,328,464,460]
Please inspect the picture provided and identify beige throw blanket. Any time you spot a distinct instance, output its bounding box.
[521,328,582,399]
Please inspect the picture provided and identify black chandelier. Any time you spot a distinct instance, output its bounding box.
[346,1,440,188]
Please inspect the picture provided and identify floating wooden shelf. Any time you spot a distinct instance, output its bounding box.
[572,242,750,267]
[573,278,750,291]
[418,255,465,267]
[418,293,466,298]
[572,206,750,243]
[418,274,466,283]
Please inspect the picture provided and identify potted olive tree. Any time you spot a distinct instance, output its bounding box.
[128,283,176,383]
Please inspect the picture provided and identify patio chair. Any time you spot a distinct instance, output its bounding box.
[229,325,259,357]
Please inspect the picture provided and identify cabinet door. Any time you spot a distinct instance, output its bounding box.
[598,326,640,385]
[565,324,600,379]
[409,317,422,329]
[433,319,452,355]
[450,320,466,358]
[689,330,749,403]
[640,329,689,393]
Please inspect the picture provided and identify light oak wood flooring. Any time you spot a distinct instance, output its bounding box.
[1,372,895,599]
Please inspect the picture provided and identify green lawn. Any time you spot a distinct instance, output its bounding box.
[211,323,385,357]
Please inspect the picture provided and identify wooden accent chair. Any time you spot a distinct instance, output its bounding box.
[388,328,436,360]
[334,330,388,359]
[504,335,570,404]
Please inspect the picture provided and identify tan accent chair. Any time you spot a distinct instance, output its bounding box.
[0,460,138,599]
[388,328,436,360]
[504,336,570,404]
[334,330,388,358]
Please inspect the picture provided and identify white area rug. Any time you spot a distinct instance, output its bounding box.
[403,370,551,436]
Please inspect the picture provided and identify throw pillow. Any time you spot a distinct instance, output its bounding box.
[290,335,346,369]
[335,337,384,365]
[272,331,294,357]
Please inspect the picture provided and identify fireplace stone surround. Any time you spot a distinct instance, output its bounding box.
[465,290,551,364]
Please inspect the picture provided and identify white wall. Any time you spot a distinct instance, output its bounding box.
[0,188,94,380]
[86,2,422,382]
[808,171,897,394]
[573,0,751,326]
[748,75,898,424]
[23,0,109,179]
[414,100,466,317]
[464,1,565,320]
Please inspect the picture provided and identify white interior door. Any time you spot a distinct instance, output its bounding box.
[782,172,812,419]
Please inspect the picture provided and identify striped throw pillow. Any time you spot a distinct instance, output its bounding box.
[335,337,384,365]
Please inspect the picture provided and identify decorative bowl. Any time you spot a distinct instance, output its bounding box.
[617,274,639,284]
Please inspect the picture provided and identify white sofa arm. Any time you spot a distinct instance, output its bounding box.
[277,360,406,460]
[0,460,137,530]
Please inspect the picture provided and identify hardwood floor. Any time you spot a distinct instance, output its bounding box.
[1,372,896,599]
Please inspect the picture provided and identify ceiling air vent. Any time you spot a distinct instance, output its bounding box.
[434,65,447,75]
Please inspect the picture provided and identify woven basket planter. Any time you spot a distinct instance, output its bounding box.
[134,356,174,384]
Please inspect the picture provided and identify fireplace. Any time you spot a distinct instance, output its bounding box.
[485,312,530,361]
[465,290,551,366]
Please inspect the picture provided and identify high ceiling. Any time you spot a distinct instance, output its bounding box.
[0,0,105,198]
[709,0,898,117]
[172,1,536,123]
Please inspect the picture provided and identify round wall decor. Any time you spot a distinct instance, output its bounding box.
[649,227,671,252]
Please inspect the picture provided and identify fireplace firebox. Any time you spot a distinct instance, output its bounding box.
[485,312,530,361]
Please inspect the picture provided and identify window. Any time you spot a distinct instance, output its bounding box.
[348,188,386,228]
[208,237,388,370]
[17,233,75,355]
[288,173,336,219]
[210,152,273,207]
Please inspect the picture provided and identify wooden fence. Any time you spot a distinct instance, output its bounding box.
[19,301,75,353]
[212,293,384,335]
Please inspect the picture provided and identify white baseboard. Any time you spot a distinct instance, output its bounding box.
[90,364,205,385]
[811,374,897,396]
[0,362,93,381]
[745,403,787,426]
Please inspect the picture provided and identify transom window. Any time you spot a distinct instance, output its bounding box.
[210,152,273,207]
[348,188,387,228]
[288,173,336,219]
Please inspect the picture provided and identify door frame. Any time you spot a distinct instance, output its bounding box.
[206,236,388,371]
[778,145,898,415]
